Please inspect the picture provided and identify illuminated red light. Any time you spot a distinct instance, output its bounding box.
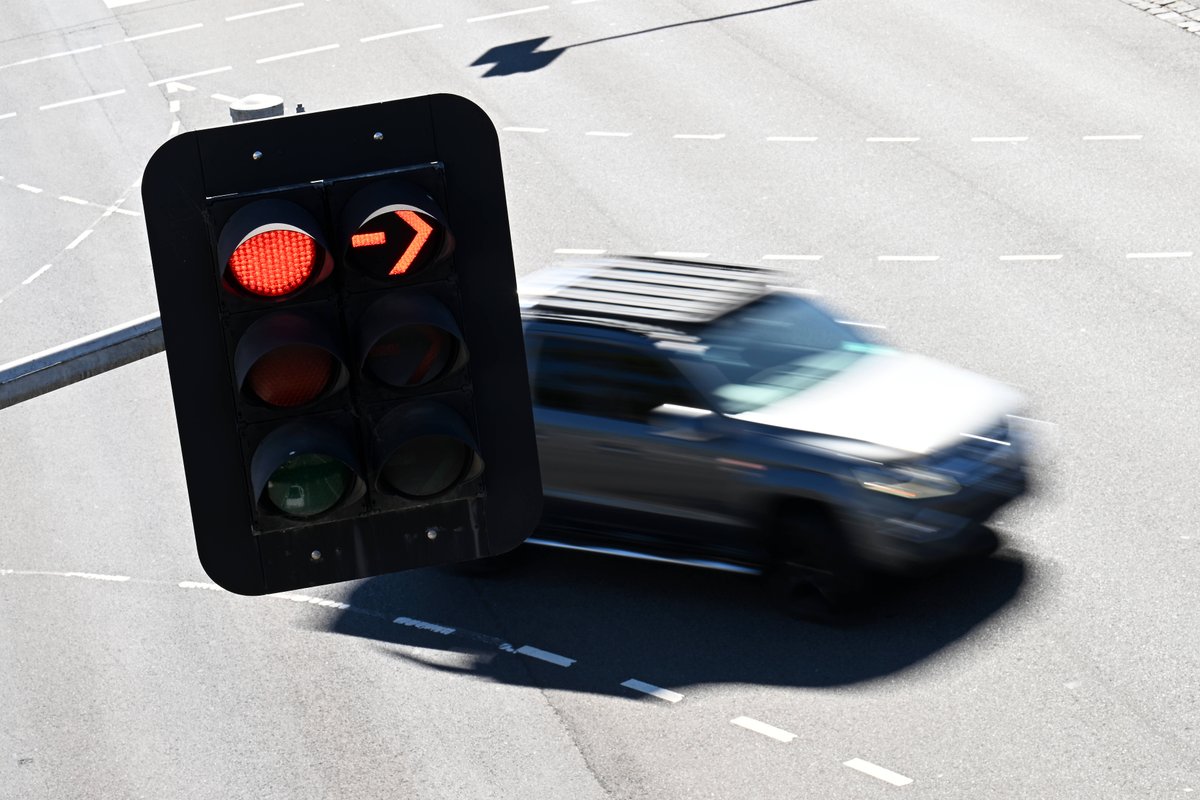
[390,210,432,275]
[351,231,387,248]
[246,345,335,407]
[228,229,317,297]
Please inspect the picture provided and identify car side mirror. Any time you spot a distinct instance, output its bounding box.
[649,404,723,441]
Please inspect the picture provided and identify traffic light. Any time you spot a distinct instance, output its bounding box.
[142,95,541,595]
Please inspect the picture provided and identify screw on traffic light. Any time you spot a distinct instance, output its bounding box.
[141,94,542,595]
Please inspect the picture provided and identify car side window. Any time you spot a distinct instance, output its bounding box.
[534,335,698,423]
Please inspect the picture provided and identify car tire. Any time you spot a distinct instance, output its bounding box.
[768,505,867,622]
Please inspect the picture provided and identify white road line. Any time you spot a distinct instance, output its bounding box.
[674,133,726,140]
[971,136,1028,142]
[962,432,1010,446]
[22,264,53,285]
[169,118,182,137]
[148,66,232,86]
[503,126,549,133]
[621,679,683,702]
[168,99,180,113]
[257,43,339,63]
[66,229,93,250]
[867,137,919,142]
[655,251,710,258]
[468,5,550,22]
[1126,251,1192,259]
[1,569,131,582]
[361,23,444,42]
[178,580,224,590]
[58,195,89,205]
[843,758,913,786]
[999,253,1062,261]
[1,45,103,70]
[1083,134,1142,141]
[878,254,939,261]
[0,112,16,121]
[393,615,455,635]
[836,319,887,329]
[16,184,42,193]
[515,645,575,667]
[39,89,126,111]
[763,254,821,261]
[555,248,606,254]
[766,135,818,142]
[586,130,632,137]
[124,23,203,42]
[226,3,304,21]
[211,93,240,103]
[731,716,796,742]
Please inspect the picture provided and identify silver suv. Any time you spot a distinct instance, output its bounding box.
[517,257,1029,616]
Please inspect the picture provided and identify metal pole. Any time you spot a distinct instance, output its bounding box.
[0,313,164,410]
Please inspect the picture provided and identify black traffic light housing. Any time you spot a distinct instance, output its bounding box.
[142,94,541,595]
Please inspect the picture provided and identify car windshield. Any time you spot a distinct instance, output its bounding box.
[693,292,892,414]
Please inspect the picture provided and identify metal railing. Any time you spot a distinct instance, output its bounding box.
[0,314,164,410]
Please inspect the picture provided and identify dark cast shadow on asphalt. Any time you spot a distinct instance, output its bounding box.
[471,0,820,77]
[319,536,1029,697]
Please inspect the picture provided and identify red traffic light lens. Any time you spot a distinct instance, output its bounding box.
[228,228,319,297]
[246,345,337,408]
[366,325,458,388]
[380,436,472,498]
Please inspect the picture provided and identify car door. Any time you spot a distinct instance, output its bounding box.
[530,330,743,549]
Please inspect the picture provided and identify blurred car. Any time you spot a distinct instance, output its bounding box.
[514,256,1029,617]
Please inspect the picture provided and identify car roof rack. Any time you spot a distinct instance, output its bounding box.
[519,255,778,328]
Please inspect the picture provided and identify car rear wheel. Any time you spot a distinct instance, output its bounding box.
[767,504,867,622]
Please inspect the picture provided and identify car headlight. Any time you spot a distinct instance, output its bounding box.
[853,465,960,499]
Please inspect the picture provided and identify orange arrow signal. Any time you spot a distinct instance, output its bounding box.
[391,210,433,275]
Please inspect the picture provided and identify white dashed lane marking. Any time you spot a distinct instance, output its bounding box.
[467,5,550,22]
[1126,251,1192,259]
[1,569,130,582]
[731,716,796,742]
[22,264,53,285]
[621,679,683,703]
[1,45,102,71]
[17,184,42,193]
[124,23,203,42]
[66,229,93,250]
[58,195,89,205]
[39,89,126,111]
[843,758,913,787]
[226,3,304,22]
[516,645,576,667]
[361,24,444,42]
[178,581,223,590]
[148,67,232,86]
[0,112,16,121]
[256,43,340,63]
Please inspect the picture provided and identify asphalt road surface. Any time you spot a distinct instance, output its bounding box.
[2,0,1198,796]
